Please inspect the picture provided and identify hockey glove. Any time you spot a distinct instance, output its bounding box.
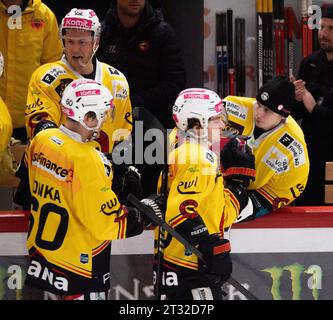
[111,163,143,205]
[220,138,256,187]
[140,194,166,229]
[198,234,232,285]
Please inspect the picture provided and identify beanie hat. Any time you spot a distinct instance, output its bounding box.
[322,4,333,20]
[256,76,295,117]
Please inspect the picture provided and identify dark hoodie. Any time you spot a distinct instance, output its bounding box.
[97,1,186,129]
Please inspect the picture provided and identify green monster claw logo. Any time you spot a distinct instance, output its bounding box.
[262,263,322,300]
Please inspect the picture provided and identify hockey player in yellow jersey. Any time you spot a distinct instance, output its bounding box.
[0,52,15,184]
[22,79,165,299]
[223,76,309,219]
[156,88,256,300]
[25,8,132,153]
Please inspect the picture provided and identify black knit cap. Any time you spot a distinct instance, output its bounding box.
[256,76,295,117]
[322,4,333,20]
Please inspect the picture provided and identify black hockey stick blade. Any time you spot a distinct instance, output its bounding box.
[127,193,259,300]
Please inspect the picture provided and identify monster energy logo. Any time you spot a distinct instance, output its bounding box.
[262,263,322,300]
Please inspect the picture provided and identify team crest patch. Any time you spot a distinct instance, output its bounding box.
[31,19,45,30]
[179,199,199,219]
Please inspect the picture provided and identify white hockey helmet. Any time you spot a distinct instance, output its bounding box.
[59,8,101,40]
[172,88,227,131]
[61,79,113,134]
[0,51,4,78]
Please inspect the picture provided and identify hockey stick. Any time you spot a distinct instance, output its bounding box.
[132,107,168,300]
[257,0,264,89]
[127,193,259,301]
[227,9,235,95]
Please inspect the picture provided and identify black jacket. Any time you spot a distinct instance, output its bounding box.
[97,2,186,129]
[292,49,333,162]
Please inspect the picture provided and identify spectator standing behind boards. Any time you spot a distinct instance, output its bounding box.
[291,4,333,206]
[21,79,165,300]
[98,0,186,129]
[0,0,62,143]
[222,76,309,219]
[97,0,186,197]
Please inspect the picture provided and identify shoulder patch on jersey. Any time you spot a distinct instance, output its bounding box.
[50,136,63,146]
[111,80,128,100]
[97,150,112,177]
[41,67,67,86]
[263,146,290,174]
[108,67,120,75]
[224,100,248,121]
[279,133,306,168]
[205,150,215,165]
[279,133,294,147]
[55,78,73,98]
[41,73,56,85]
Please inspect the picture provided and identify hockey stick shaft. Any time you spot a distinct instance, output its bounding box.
[132,107,168,300]
[126,194,259,301]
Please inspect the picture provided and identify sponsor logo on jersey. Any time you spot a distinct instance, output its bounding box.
[26,97,44,112]
[108,66,119,75]
[51,136,64,146]
[49,67,67,78]
[225,100,248,121]
[279,133,306,168]
[177,177,200,194]
[55,78,73,98]
[27,260,68,292]
[279,133,294,147]
[42,73,56,85]
[112,81,128,100]
[100,198,119,216]
[263,147,289,174]
[41,67,66,86]
[80,253,89,264]
[97,151,111,177]
[179,199,199,219]
[205,151,215,164]
[32,152,73,182]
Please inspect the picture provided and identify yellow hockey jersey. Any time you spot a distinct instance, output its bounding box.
[223,96,309,209]
[157,140,239,278]
[25,127,138,294]
[0,0,62,129]
[25,56,132,153]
